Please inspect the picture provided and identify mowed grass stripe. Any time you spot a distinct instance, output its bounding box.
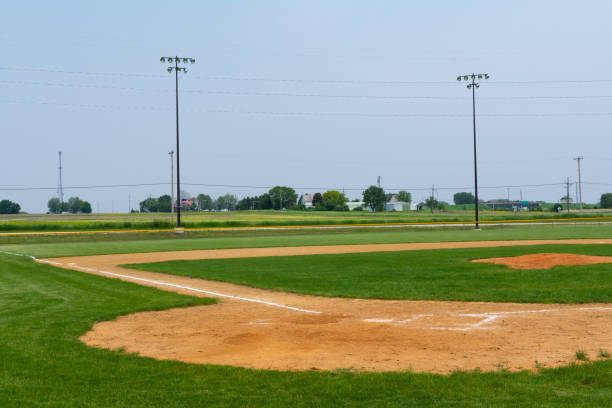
[1,253,611,407]
[127,244,612,303]
[3,223,612,258]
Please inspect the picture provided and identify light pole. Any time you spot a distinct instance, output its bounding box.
[457,73,489,230]
[160,56,195,229]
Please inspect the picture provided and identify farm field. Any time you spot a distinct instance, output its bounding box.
[1,225,611,406]
[1,208,611,232]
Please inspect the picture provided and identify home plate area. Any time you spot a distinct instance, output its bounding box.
[42,245,612,374]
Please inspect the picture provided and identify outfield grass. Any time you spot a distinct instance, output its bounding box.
[127,244,612,304]
[1,253,611,407]
[2,223,612,258]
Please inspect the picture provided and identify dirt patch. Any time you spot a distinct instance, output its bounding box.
[40,238,612,374]
[473,253,612,269]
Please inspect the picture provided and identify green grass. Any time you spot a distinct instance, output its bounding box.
[2,223,612,258]
[1,253,611,407]
[1,209,609,232]
[127,244,612,303]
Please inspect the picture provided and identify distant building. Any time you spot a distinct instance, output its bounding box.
[347,201,366,211]
[385,194,410,212]
[303,193,314,208]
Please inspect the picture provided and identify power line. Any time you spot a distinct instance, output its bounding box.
[3,100,612,117]
[4,79,612,100]
[0,181,572,192]
[3,66,612,85]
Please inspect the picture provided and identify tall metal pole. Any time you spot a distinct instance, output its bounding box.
[174,58,181,227]
[574,156,583,211]
[458,73,489,230]
[160,56,195,229]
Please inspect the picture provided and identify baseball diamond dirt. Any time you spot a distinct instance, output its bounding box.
[40,239,612,373]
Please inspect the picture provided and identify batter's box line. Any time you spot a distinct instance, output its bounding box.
[365,307,612,331]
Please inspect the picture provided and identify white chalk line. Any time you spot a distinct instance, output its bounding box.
[0,250,36,259]
[28,256,612,331]
[364,307,612,331]
[35,259,321,315]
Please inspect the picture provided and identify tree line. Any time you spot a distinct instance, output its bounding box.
[47,197,92,214]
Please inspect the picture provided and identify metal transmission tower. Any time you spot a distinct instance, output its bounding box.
[160,56,196,229]
[573,156,584,211]
[57,151,64,204]
[457,73,490,230]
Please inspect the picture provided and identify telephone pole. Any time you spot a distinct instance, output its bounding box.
[57,151,64,204]
[430,185,435,213]
[160,56,196,229]
[566,177,571,213]
[457,73,489,230]
[573,156,583,211]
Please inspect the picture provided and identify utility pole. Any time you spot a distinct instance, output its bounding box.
[160,56,196,229]
[457,73,489,230]
[430,185,435,213]
[57,151,64,205]
[574,156,583,211]
[566,177,571,213]
[169,150,174,223]
[377,176,381,188]
[128,194,131,213]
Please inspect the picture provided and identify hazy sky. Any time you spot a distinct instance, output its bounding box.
[1,1,611,213]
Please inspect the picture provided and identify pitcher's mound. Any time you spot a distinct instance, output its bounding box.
[473,253,612,269]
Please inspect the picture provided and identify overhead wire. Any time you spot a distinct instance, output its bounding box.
[3,66,612,85]
[3,79,612,100]
[0,181,572,192]
[3,100,612,117]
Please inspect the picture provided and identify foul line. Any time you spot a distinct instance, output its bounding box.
[35,259,321,315]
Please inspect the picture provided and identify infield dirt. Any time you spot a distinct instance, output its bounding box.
[41,239,612,373]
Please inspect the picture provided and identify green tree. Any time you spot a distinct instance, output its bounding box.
[67,197,84,214]
[268,186,297,210]
[363,186,386,212]
[600,193,612,209]
[0,199,20,214]
[320,190,348,211]
[47,197,62,214]
[215,194,238,210]
[424,197,445,212]
[196,194,213,211]
[139,197,158,213]
[81,201,92,214]
[158,195,172,212]
[258,193,272,209]
[397,191,412,203]
[454,192,475,205]
[312,192,323,207]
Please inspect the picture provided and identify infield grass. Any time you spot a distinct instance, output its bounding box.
[127,244,612,303]
[1,252,611,407]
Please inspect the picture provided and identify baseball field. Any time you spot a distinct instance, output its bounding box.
[1,223,611,406]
